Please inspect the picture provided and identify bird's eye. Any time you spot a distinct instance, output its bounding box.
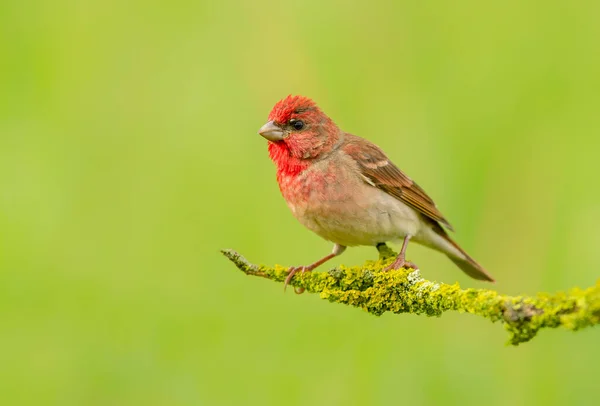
[290,119,305,131]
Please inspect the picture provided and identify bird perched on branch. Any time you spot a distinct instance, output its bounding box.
[258,95,495,291]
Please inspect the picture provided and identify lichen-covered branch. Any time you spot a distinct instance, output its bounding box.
[221,245,600,345]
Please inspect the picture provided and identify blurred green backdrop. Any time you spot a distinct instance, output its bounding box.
[1,0,599,405]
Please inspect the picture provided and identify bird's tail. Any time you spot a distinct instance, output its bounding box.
[447,254,495,282]
[430,223,495,282]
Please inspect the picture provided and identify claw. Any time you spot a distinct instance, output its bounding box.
[382,235,418,272]
[405,261,418,270]
[384,258,419,272]
[283,266,299,292]
[284,266,311,293]
[281,249,340,293]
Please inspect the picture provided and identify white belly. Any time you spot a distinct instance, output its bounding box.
[292,185,423,247]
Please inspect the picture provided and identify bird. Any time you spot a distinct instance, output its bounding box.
[258,95,495,292]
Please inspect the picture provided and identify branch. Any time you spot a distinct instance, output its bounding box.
[221,245,600,345]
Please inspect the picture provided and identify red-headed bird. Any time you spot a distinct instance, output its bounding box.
[258,95,495,291]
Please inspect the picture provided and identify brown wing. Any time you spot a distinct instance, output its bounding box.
[343,135,454,231]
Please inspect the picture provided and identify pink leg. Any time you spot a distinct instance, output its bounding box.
[284,244,346,293]
[384,235,419,271]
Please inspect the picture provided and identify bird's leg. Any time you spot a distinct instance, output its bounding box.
[376,242,395,260]
[384,235,418,271]
[284,244,346,293]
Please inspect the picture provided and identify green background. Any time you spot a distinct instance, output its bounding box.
[1,1,599,404]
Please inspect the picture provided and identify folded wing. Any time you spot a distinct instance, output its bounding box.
[343,134,454,231]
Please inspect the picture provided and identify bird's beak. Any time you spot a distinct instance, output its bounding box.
[258,121,284,141]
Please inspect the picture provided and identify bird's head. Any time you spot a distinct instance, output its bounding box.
[259,95,340,160]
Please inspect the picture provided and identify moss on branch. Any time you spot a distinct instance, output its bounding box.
[221,245,599,345]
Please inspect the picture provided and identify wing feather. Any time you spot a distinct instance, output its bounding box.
[343,135,454,231]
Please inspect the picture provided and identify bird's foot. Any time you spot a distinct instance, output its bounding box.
[284,265,312,294]
[384,256,419,272]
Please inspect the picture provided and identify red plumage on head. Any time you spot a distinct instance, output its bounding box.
[268,95,318,124]
[265,95,340,179]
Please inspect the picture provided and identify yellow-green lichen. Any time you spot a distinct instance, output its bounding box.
[221,247,600,345]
